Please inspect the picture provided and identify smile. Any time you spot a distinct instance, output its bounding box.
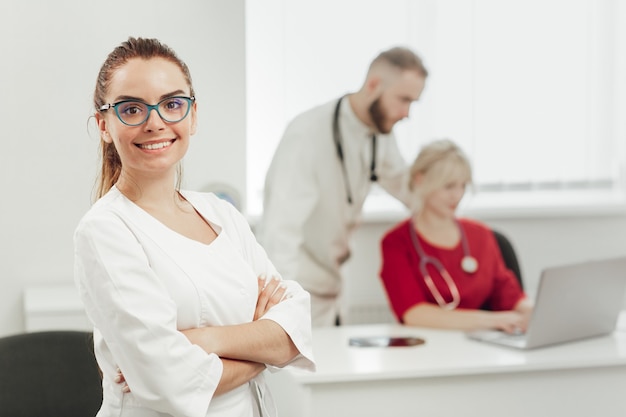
[136,140,175,150]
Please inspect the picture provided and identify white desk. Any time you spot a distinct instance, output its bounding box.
[267,313,626,417]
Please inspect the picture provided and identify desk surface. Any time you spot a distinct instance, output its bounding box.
[291,311,626,384]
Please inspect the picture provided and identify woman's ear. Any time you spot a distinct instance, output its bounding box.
[412,172,425,188]
[95,112,113,143]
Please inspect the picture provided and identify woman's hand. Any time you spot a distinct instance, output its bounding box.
[491,311,529,334]
[114,367,130,393]
[254,275,287,320]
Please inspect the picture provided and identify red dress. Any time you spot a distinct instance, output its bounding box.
[379,218,525,323]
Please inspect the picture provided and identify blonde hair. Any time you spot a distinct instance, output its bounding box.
[409,139,472,212]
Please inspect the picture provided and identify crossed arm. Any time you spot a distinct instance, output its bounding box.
[117,276,300,396]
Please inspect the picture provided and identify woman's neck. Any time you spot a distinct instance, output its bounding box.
[413,210,460,248]
[116,170,180,213]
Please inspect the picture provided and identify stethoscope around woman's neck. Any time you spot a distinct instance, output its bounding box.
[333,95,377,205]
[408,218,479,310]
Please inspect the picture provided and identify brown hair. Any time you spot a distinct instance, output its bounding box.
[369,46,429,78]
[93,37,195,200]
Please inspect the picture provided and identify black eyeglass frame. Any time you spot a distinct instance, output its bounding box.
[99,96,196,126]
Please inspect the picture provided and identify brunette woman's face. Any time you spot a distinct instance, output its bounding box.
[96,57,197,180]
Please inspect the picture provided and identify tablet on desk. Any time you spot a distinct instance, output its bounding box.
[348,336,425,347]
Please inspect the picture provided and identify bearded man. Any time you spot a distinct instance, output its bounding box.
[258,47,428,327]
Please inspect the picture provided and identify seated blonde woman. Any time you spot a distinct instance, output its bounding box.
[379,139,533,333]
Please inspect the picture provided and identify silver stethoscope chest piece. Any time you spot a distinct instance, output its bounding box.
[461,255,478,274]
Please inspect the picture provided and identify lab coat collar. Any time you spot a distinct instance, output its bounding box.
[339,95,376,141]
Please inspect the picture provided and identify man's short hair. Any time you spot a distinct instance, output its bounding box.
[370,47,428,78]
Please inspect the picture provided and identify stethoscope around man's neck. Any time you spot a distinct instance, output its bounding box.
[333,95,377,205]
[408,218,479,310]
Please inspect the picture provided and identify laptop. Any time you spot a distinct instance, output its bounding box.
[466,256,626,349]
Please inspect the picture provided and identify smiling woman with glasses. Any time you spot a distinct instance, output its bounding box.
[74,37,315,417]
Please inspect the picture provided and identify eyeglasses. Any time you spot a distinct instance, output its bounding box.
[99,96,195,126]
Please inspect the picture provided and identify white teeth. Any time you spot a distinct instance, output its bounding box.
[138,140,173,150]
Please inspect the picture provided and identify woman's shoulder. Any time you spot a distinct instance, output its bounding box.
[182,190,246,227]
[74,188,136,239]
[382,218,412,242]
[182,190,235,213]
[458,217,497,239]
[458,217,492,233]
[78,187,126,222]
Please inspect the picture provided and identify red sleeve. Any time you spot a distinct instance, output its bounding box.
[379,220,429,322]
[465,220,525,311]
[483,247,526,311]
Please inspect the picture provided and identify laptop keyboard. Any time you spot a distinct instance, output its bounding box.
[466,330,528,348]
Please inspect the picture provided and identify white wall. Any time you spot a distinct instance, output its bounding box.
[2,1,626,337]
[0,0,246,337]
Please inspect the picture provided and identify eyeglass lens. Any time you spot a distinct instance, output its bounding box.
[116,97,191,125]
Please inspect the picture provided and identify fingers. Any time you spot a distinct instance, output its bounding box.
[257,276,282,307]
[257,275,266,295]
[269,284,287,306]
[114,367,131,393]
[258,275,283,299]
[254,276,287,320]
[114,367,125,383]
[503,323,523,335]
[493,311,527,334]
[503,315,527,335]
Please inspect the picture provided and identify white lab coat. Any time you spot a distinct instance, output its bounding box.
[74,186,315,417]
[258,97,410,302]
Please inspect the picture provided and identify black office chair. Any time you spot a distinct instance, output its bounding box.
[0,330,102,417]
[491,229,523,289]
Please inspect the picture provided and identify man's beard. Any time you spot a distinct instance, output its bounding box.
[368,98,392,134]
